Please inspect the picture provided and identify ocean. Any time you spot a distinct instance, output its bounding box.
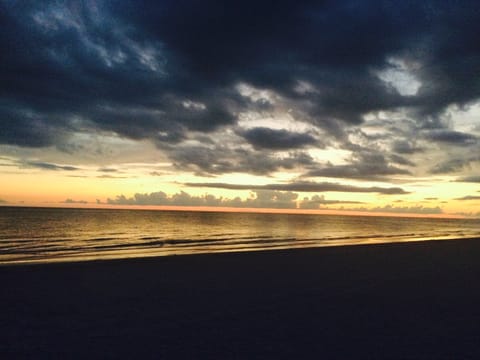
[1,206,479,265]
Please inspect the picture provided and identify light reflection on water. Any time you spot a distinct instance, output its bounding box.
[0,206,479,264]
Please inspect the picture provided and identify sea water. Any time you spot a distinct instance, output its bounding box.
[0,206,479,264]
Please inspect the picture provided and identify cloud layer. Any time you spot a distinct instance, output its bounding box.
[2,1,480,150]
[185,181,408,195]
[107,190,301,209]
[1,1,480,214]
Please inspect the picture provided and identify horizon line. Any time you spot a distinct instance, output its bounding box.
[0,203,468,220]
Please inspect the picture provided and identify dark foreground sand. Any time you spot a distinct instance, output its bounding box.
[2,238,480,359]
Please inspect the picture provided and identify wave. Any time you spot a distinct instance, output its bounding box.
[1,207,479,264]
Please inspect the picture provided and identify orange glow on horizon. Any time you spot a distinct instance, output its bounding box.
[0,203,466,220]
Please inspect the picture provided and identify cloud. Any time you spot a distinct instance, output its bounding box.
[0,106,67,148]
[1,0,480,205]
[23,161,80,171]
[168,143,316,175]
[0,198,7,204]
[389,154,415,167]
[185,181,409,195]
[305,152,411,180]
[1,1,238,149]
[349,205,443,215]
[455,176,480,183]
[239,127,318,150]
[97,175,130,179]
[430,155,480,174]
[455,195,480,201]
[107,190,367,210]
[423,130,478,146]
[98,167,118,173]
[1,1,480,156]
[245,191,298,209]
[306,163,410,180]
[107,190,299,209]
[391,140,424,155]
[63,199,88,204]
[299,195,363,209]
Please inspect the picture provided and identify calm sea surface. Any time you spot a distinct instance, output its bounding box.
[1,206,479,264]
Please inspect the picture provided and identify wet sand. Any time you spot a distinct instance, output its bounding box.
[2,238,480,359]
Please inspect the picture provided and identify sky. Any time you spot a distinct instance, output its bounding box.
[1,0,480,217]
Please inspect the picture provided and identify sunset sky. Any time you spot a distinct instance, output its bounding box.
[1,0,480,217]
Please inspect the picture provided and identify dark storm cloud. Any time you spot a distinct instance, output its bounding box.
[0,0,238,147]
[1,0,480,177]
[389,154,415,167]
[239,127,318,150]
[112,0,480,122]
[0,105,67,147]
[391,140,425,155]
[424,130,478,146]
[168,144,315,175]
[185,181,409,195]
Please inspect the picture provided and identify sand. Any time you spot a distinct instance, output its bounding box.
[2,238,480,359]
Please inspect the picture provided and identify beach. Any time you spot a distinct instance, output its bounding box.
[2,238,480,359]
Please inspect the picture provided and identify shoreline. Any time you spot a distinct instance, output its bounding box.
[2,238,480,358]
[2,235,480,267]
